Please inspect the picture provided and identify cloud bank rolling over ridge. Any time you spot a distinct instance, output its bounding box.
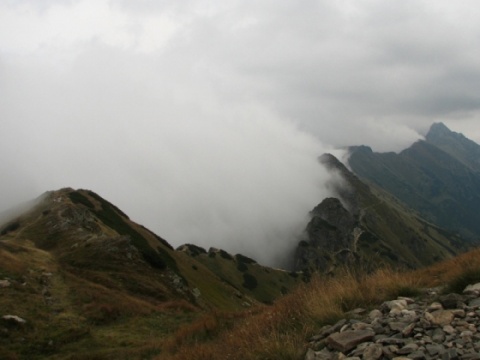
[2,0,480,265]
[1,45,336,266]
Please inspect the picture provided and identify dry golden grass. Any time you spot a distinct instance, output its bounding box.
[0,240,49,275]
[65,272,161,324]
[150,290,313,359]
[303,267,424,322]
[153,249,480,360]
[0,247,26,274]
[157,299,199,312]
[416,247,480,292]
[3,224,480,360]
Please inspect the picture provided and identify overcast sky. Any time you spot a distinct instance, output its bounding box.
[2,0,480,266]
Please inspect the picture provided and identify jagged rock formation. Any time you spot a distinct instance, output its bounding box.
[306,283,480,359]
[295,154,467,274]
[308,198,357,253]
[295,197,362,273]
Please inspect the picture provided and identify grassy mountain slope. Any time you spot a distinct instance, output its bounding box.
[426,122,480,172]
[0,188,301,359]
[1,180,478,359]
[295,154,466,274]
[148,247,480,360]
[178,245,304,304]
[348,124,480,241]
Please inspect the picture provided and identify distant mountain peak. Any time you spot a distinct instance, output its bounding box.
[428,122,451,136]
[426,122,468,143]
[426,122,462,143]
[348,122,480,241]
[425,122,480,173]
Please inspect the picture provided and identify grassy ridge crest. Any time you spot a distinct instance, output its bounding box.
[69,190,177,271]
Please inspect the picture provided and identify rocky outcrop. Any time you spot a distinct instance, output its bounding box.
[306,283,480,359]
[295,197,365,273]
[308,198,356,252]
[2,315,27,327]
[295,152,465,274]
[326,329,375,353]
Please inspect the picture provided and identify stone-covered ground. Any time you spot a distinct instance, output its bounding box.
[306,283,480,360]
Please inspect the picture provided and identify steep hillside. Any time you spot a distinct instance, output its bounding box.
[294,154,466,274]
[426,122,480,172]
[177,245,303,304]
[0,188,301,359]
[348,123,480,241]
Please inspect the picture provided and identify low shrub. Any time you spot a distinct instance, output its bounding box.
[234,254,256,264]
[236,261,248,272]
[219,250,233,260]
[1,221,20,235]
[68,192,94,209]
[242,273,258,290]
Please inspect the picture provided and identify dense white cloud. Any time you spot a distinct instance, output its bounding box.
[0,40,335,267]
[2,0,480,265]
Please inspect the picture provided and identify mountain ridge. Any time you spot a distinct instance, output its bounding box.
[0,187,309,357]
[426,122,480,172]
[2,122,480,358]
[294,152,466,274]
[348,123,480,241]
